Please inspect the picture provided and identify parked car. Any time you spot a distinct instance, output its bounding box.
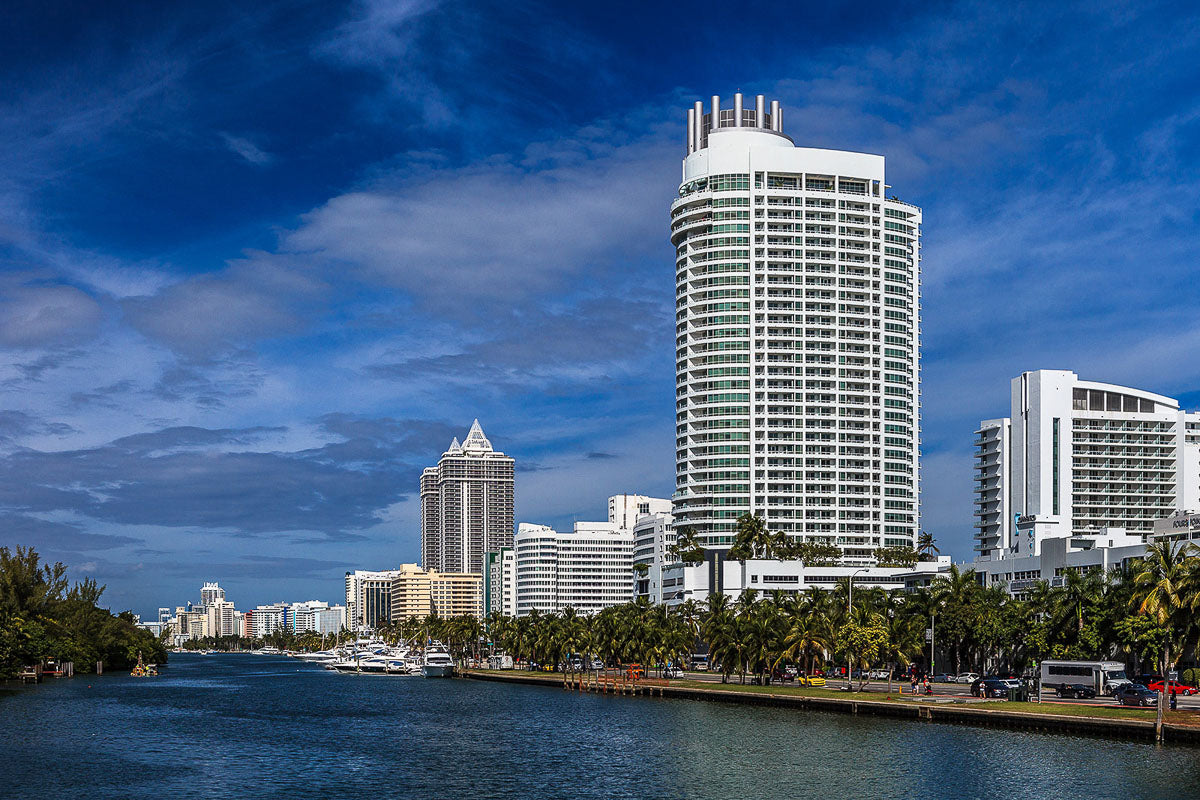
[1135,674,1164,687]
[1055,683,1097,699]
[973,678,1011,698]
[1146,679,1197,696]
[970,675,1021,696]
[954,672,980,684]
[771,668,795,683]
[663,665,683,679]
[1115,684,1158,707]
[590,659,605,671]
[868,669,891,680]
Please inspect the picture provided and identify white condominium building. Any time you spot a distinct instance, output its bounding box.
[632,509,675,604]
[290,601,347,634]
[514,522,633,616]
[344,569,399,630]
[608,494,672,531]
[672,94,921,564]
[973,370,1200,557]
[420,420,515,575]
[202,600,239,638]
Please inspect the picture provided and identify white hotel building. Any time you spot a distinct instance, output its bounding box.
[672,93,921,564]
[974,370,1200,558]
[511,495,670,615]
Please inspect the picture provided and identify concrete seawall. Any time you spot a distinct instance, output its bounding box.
[463,670,1200,745]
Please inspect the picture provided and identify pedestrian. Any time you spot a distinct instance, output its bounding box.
[910,673,918,695]
[1171,691,1178,711]
[924,675,932,695]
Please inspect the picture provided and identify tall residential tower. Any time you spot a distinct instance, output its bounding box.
[420,420,515,575]
[671,94,922,564]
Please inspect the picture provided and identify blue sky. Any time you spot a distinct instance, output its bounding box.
[2,0,1198,616]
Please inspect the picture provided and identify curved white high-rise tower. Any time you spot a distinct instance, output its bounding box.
[671,94,921,565]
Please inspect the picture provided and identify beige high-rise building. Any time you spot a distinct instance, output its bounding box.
[346,564,483,629]
[389,563,482,621]
[420,420,515,575]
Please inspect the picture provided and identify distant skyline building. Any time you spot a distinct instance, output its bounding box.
[973,369,1200,557]
[421,420,515,575]
[672,93,922,563]
[344,565,482,629]
[200,582,225,606]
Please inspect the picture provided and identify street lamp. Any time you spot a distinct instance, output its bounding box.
[846,567,867,689]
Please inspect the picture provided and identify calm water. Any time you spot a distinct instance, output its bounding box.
[2,653,1200,799]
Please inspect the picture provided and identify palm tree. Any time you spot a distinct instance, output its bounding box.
[1131,540,1199,737]
[728,513,782,560]
[775,606,831,678]
[917,530,939,560]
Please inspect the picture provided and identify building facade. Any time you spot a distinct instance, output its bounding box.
[632,510,675,604]
[514,522,634,616]
[344,570,397,630]
[672,94,921,565]
[484,547,516,618]
[420,420,515,575]
[388,563,483,621]
[973,370,1200,557]
[346,566,481,629]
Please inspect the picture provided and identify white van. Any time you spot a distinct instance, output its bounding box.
[1040,660,1131,696]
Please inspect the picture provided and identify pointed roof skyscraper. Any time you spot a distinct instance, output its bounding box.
[461,418,493,454]
[445,437,463,456]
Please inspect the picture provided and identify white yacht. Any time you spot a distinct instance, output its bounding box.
[421,643,455,678]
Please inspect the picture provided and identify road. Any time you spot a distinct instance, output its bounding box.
[674,671,1200,710]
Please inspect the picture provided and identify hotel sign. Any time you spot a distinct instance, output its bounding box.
[1159,514,1200,532]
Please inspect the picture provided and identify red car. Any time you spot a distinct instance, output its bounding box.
[1146,679,1197,696]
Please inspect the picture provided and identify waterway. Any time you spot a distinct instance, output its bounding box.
[2,653,1199,798]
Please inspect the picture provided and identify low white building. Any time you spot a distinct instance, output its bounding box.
[968,527,1147,597]
[659,554,950,606]
[246,603,290,638]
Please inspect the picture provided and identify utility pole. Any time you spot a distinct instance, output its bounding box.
[930,614,935,680]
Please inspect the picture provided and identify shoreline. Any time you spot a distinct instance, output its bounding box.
[462,669,1200,745]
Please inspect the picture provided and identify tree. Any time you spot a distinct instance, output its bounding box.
[727,514,792,561]
[837,616,888,691]
[1130,540,1198,737]
[874,546,920,568]
[668,527,706,565]
[793,540,842,567]
[917,531,939,561]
